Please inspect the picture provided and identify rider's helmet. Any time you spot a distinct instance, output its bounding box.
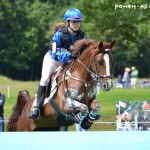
[131,66,135,70]
[64,8,83,22]
[125,67,130,72]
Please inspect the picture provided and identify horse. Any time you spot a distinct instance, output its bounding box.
[6,90,31,131]
[7,39,115,131]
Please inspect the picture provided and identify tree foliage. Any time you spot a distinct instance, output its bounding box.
[0,0,149,80]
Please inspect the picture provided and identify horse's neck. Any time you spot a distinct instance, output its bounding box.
[71,55,92,80]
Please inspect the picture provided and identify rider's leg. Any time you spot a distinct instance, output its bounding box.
[28,52,62,119]
[28,85,46,119]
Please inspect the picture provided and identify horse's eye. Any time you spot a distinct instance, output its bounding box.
[98,60,103,66]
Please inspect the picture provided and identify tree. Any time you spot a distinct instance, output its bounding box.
[0,0,149,80]
[75,0,150,77]
[0,0,74,80]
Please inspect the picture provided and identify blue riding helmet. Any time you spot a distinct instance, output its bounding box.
[64,8,83,22]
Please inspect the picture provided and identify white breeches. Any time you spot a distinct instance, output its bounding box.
[131,78,137,86]
[40,52,63,86]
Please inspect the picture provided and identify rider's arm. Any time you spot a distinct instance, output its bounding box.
[48,31,71,63]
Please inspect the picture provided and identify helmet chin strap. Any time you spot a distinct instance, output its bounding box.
[70,27,78,33]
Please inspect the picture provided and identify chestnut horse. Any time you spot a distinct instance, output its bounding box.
[7,39,115,131]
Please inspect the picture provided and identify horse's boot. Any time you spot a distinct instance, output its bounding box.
[28,85,46,120]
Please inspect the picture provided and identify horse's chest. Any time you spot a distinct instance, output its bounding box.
[68,84,97,101]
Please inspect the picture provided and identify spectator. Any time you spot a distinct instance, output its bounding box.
[0,93,5,132]
[118,74,123,84]
[122,67,130,88]
[130,66,139,89]
[141,79,149,88]
[115,74,123,88]
[138,112,149,131]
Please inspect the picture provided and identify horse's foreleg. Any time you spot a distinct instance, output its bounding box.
[89,98,101,120]
[75,104,89,123]
[81,98,101,130]
[63,98,89,124]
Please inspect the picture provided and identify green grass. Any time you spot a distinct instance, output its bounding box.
[0,75,39,117]
[0,75,149,131]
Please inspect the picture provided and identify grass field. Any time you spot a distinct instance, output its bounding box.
[0,75,149,131]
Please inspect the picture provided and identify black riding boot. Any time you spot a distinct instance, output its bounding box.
[28,85,46,120]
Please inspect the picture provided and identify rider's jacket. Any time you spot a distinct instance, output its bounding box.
[48,26,86,63]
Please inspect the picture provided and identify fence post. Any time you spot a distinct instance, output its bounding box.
[7,85,10,98]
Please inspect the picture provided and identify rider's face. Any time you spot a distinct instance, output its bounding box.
[69,20,81,32]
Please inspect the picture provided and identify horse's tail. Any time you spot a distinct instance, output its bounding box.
[6,90,30,131]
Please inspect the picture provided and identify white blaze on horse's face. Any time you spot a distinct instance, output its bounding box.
[103,52,112,91]
[103,53,110,76]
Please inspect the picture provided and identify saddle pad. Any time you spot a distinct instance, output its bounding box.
[43,79,57,106]
[32,70,60,108]
[42,69,61,106]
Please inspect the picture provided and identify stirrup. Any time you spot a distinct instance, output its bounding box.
[28,108,40,120]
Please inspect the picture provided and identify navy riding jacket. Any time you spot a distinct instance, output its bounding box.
[48,29,87,63]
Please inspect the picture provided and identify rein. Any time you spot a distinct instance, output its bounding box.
[77,58,100,81]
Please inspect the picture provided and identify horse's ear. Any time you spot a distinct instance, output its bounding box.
[97,41,103,49]
[109,40,115,48]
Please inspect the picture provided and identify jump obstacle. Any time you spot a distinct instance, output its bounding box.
[0,132,149,150]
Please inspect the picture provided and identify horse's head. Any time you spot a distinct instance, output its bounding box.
[72,39,115,91]
[7,90,31,131]
[15,90,30,108]
[73,39,115,91]
[90,40,115,91]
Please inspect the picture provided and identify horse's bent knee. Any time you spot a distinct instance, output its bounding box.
[80,105,89,116]
[91,99,101,112]
[93,103,101,112]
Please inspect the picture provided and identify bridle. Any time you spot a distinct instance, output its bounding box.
[63,48,113,97]
[77,47,112,81]
[77,57,112,82]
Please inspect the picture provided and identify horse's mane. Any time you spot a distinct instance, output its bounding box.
[73,39,95,54]
[6,90,31,131]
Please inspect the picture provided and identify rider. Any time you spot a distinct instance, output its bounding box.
[28,8,87,119]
